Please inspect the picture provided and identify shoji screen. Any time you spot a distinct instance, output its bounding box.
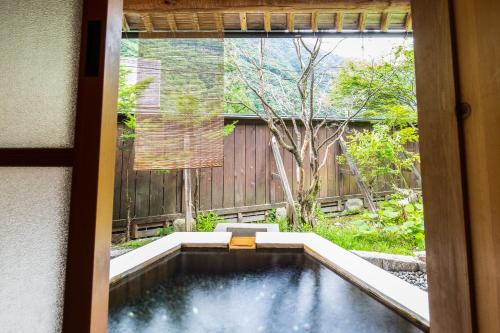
[0,0,82,332]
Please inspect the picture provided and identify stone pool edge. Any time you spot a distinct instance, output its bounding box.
[109,232,231,285]
[256,232,430,330]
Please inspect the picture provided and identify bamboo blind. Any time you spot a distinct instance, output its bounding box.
[131,39,224,170]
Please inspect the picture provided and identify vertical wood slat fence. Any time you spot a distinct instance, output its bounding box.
[112,116,420,231]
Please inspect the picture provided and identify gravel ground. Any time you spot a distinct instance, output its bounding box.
[110,247,133,259]
[390,270,427,291]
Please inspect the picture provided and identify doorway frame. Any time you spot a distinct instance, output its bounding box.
[0,0,472,331]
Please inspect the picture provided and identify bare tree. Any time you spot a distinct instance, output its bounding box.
[227,37,396,228]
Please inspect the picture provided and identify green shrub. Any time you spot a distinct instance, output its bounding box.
[263,208,290,232]
[352,191,425,249]
[157,225,174,237]
[122,238,152,249]
[195,211,224,232]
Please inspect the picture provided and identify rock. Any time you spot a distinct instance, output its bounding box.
[352,250,420,271]
[414,251,426,263]
[414,251,427,271]
[173,218,195,232]
[110,248,132,259]
[344,198,364,212]
[390,270,428,291]
[275,207,287,220]
[382,254,420,272]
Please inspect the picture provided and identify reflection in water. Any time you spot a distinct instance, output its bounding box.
[109,251,423,333]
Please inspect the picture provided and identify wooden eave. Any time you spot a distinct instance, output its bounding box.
[122,0,412,37]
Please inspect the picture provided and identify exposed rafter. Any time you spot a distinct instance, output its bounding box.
[141,14,154,32]
[122,15,130,32]
[335,12,344,32]
[311,11,319,32]
[239,12,248,31]
[405,12,412,32]
[287,13,295,32]
[167,13,177,32]
[192,13,200,30]
[215,12,224,31]
[358,12,366,32]
[380,11,390,32]
[264,12,271,32]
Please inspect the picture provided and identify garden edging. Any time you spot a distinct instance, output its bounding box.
[351,250,426,272]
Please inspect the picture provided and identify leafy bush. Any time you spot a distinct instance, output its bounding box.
[195,211,224,232]
[263,209,290,232]
[156,225,174,237]
[338,123,419,191]
[121,238,153,249]
[350,191,425,249]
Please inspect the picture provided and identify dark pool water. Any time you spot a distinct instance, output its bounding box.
[109,250,423,333]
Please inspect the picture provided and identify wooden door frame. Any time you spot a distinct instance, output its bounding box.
[0,0,121,332]
[0,0,476,331]
[63,0,479,331]
[412,0,475,331]
[61,0,122,332]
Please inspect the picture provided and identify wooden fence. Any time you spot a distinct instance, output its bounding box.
[112,115,419,234]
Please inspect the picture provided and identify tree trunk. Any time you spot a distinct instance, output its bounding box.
[271,136,298,229]
[183,169,193,232]
[339,137,377,213]
[125,158,132,242]
[298,188,319,227]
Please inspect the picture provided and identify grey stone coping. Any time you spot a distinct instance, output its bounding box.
[255,232,430,329]
[351,250,426,272]
[109,232,231,285]
[214,222,279,236]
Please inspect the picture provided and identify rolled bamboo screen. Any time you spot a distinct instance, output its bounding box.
[130,39,224,170]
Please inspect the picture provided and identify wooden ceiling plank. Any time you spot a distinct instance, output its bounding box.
[311,11,318,32]
[335,12,344,32]
[287,12,295,32]
[167,13,177,32]
[405,12,412,31]
[264,12,271,32]
[380,11,390,32]
[358,12,366,32]
[141,14,154,32]
[239,12,248,31]
[124,0,411,13]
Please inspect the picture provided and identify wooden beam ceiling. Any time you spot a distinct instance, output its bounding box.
[124,0,410,13]
[123,0,412,36]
